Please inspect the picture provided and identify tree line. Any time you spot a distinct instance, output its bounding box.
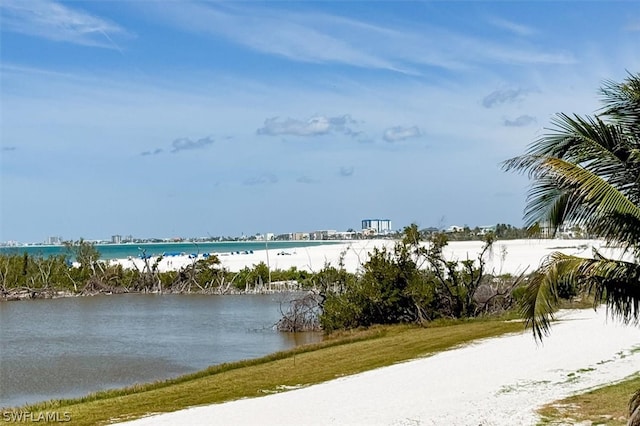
[0,240,314,300]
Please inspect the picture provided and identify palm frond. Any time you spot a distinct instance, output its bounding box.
[513,155,640,239]
[521,252,581,340]
[504,111,640,205]
[507,73,640,341]
[576,251,640,324]
[589,212,640,253]
[541,157,640,223]
[599,72,640,136]
[522,251,640,340]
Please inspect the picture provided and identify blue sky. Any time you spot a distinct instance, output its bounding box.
[1,1,640,242]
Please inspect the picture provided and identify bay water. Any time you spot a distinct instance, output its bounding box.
[0,294,322,408]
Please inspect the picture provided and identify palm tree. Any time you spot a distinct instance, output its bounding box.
[504,72,640,423]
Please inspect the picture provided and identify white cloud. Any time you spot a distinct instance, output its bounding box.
[170,136,215,153]
[339,166,354,177]
[244,174,279,186]
[149,1,574,74]
[486,16,536,37]
[141,148,163,156]
[0,0,129,48]
[483,88,528,108]
[383,126,422,143]
[504,115,536,127]
[152,2,405,73]
[296,176,317,184]
[257,115,358,137]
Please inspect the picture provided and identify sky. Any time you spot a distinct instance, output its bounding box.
[1,1,640,243]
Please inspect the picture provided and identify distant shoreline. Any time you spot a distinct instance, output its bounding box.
[2,238,623,303]
[0,240,346,261]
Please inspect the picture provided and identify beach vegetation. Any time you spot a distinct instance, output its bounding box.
[318,224,521,331]
[0,250,332,300]
[504,71,640,423]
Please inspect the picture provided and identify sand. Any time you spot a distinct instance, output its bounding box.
[121,308,640,425]
[115,239,640,425]
[111,238,624,276]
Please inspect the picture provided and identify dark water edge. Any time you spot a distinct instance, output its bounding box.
[0,294,323,408]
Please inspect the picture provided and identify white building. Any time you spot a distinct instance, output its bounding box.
[46,236,63,245]
[361,219,392,234]
[446,225,464,233]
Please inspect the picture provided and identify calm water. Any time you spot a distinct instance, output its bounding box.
[0,294,323,408]
[0,241,340,261]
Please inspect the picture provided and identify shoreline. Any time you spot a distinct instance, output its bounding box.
[0,240,347,261]
[112,237,616,275]
[0,284,306,302]
[2,238,623,302]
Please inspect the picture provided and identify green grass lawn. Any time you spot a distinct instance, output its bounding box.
[537,374,640,425]
[9,318,524,426]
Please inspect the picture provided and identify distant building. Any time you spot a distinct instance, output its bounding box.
[335,231,356,240]
[478,225,496,235]
[46,236,63,245]
[361,219,392,234]
[310,230,337,240]
[292,232,310,241]
[112,235,122,244]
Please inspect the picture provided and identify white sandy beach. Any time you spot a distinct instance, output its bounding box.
[121,308,640,426]
[112,238,626,277]
[115,238,640,425]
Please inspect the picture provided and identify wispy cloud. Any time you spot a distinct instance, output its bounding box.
[2,146,17,152]
[482,88,528,108]
[339,166,354,177]
[504,115,536,127]
[141,148,163,156]
[171,136,214,153]
[486,16,536,37]
[151,1,572,74]
[296,176,317,184]
[383,126,422,143]
[257,115,358,137]
[625,20,640,32]
[0,0,130,48]
[244,173,278,186]
[153,2,405,72]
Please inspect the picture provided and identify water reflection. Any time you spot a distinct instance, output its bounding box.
[0,294,323,408]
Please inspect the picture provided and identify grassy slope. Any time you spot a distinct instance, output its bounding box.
[14,319,523,425]
[537,374,640,425]
[535,298,639,425]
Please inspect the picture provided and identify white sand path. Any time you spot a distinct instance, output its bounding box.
[121,307,640,425]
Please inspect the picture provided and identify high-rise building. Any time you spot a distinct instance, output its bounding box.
[361,219,392,234]
[46,236,63,245]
